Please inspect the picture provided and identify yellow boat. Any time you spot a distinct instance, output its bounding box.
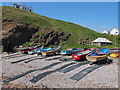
[110,54,117,58]
[86,54,107,64]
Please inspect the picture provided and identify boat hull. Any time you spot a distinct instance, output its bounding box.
[86,55,107,62]
[20,45,41,54]
[72,48,94,60]
[72,54,87,60]
[35,48,51,54]
[41,45,61,56]
[60,49,78,55]
[41,50,57,56]
[85,48,110,65]
[110,52,120,58]
[20,49,32,54]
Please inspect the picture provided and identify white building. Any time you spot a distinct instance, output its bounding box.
[110,28,119,35]
[103,28,119,35]
[103,31,109,34]
[92,37,112,46]
[12,4,33,12]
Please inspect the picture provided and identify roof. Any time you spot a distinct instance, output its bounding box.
[111,28,118,31]
[107,30,111,34]
[12,4,21,6]
[92,37,112,43]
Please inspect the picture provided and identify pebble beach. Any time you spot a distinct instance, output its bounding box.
[1,52,119,88]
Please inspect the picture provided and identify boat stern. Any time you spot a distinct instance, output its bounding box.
[72,54,80,60]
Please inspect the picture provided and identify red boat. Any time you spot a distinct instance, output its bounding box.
[20,48,34,54]
[72,48,94,60]
[20,45,41,54]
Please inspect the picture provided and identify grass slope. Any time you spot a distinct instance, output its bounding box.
[2,6,119,49]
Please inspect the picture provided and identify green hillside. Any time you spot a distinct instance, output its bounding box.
[2,6,119,51]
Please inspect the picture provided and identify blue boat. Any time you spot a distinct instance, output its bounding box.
[97,48,110,54]
[86,48,110,65]
[28,46,43,55]
[41,45,61,56]
[60,48,79,55]
[34,47,52,54]
[20,45,41,54]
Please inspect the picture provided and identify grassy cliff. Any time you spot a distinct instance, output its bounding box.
[2,6,119,51]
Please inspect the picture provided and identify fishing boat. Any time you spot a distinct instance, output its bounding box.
[60,48,79,55]
[20,45,41,54]
[96,48,110,54]
[34,47,52,54]
[41,45,61,56]
[110,52,120,58]
[86,48,110,65]
[72,48,94,60]
[28,46,43,55]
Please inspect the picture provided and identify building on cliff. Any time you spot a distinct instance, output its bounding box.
[12,4,33,12]
[103,28,119,35]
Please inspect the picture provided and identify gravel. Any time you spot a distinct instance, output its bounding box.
[1,52,119,88]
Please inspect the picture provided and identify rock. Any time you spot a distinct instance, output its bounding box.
[2,20,71,52]
[58,32,64,36]
[46,36,59,46]
[2,22,39,52]
[7,19,14,22]
[19,46,23,48]
[2,19,7,22]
